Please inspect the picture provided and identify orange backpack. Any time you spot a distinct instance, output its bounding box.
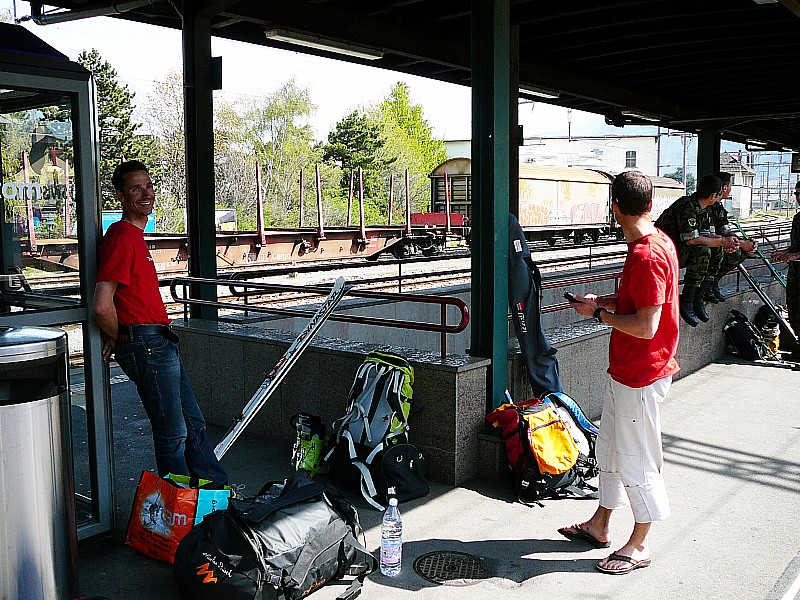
[486,398,582,504]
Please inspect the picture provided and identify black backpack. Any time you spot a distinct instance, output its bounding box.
[724,309,773,361]
[325,351,429,510]
[173,471,377,600]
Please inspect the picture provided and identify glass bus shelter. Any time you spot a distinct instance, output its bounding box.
[0,23,112,539]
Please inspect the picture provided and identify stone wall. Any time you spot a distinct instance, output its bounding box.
[175,273,784,486]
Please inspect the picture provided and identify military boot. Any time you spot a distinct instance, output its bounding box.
[710,280,727,302]
[694,282,711,323]
[703,283,720,304]
[680,285,700,327]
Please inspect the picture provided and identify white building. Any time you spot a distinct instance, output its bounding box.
[445,135,660,176]
[720,152,756,218]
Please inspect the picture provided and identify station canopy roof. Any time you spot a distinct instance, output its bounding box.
[26,0,800,151]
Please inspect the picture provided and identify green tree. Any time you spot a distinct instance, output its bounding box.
[241,79,320,228]
[142,70,185,232]
[323,110,396,223]
[77,49,155,209]
[374,82,447,217]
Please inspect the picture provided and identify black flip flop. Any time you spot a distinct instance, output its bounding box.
[557,524,611,549]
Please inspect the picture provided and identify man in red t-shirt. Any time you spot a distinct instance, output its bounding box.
[94,160,227,484]
[557,170,680,575]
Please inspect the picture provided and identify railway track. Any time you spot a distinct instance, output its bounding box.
[19,217,795,315]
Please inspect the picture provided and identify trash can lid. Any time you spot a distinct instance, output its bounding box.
[0,326,67,364]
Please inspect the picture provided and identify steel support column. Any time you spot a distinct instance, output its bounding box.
[471,0,512,411]
[697,130,721,179]
[182,3,218,318]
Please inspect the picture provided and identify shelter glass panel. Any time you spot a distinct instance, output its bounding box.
[1,91,81,314]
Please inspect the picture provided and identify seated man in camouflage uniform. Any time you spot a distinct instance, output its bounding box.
[654,175,739,326]
[703,171,757,304]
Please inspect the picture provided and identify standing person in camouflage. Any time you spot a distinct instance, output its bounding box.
[771,181,800,350]
[703,171,758,304]
[654,175,738,326]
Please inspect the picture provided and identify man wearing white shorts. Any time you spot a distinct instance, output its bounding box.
[559,170,680,575]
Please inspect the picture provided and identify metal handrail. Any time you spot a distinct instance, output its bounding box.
[169,276,470,359]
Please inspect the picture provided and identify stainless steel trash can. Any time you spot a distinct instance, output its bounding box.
[0,326,77,600]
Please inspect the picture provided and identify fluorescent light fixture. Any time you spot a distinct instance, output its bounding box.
[746,139,767,147]
[752,0,778,4]
[621,110,661,122]
[518,84,560,99]
[264,28,384,60]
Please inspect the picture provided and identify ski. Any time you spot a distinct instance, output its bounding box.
[214,277,350,460]
[735,264,797,346]
[733,221,786,287]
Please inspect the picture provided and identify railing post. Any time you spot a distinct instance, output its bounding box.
[183,280,189,322]
[388,175,394,225]
[444,171,452,234]
[299,168,305,227]
[315,164,326,240]
[441,303,447,360]
[347,171,354,227]
[358,167,367,242]
[256,161,266,247]
[405,169,412,235]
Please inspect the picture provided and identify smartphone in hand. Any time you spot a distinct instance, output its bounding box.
[563,291,582,303]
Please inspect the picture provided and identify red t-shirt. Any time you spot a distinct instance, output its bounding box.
[608,229,680,388]
[97,220,170,327]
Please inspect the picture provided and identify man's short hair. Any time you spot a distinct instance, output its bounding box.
[112,160,149,192]
[714,171,732,186]
[696,174,722,199]
[611,170,652,216]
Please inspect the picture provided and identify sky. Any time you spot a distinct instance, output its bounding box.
[1,0,697,172]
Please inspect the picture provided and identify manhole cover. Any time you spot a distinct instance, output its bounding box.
[413,551,491,586]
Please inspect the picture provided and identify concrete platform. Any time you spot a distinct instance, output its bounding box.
[77,354,800,600]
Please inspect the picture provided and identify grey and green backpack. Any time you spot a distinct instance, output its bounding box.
[326,351,428,509]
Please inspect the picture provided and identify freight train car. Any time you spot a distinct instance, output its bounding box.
[429,158,684,245]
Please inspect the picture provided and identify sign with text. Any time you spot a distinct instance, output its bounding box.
[791,153,800,173]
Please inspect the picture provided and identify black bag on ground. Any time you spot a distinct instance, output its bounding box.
[724,309,773,361]
[173,471,377,600]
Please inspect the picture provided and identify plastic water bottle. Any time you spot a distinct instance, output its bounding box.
[380,498,402,576]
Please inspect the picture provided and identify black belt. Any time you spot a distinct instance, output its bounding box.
[118,324,178,343]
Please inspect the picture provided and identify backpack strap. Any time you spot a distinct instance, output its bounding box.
[336,531,379,600]
[286,518,350,588]
[352,460,385,510]
[231,482,326,523]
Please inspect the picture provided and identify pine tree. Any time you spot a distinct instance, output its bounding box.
[323,110,396,222]
[77,49,155,209]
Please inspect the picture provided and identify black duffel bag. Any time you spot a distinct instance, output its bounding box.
[173,471,377,600]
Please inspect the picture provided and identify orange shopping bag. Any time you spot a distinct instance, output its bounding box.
[125,471,229,563]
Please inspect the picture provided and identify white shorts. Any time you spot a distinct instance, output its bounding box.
[596,375,672,523]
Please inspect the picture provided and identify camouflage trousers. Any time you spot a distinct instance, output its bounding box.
[709,247,748,282]
[677,245,711,287]
[678,245,747,287]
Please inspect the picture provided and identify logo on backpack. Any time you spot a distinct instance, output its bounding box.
[195,562,218,584]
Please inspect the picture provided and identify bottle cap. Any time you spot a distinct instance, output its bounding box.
[388,498,398,506]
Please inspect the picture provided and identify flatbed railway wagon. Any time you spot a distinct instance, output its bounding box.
[429,158,684,245]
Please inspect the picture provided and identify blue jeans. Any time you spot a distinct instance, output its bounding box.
[115,333,228,484]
